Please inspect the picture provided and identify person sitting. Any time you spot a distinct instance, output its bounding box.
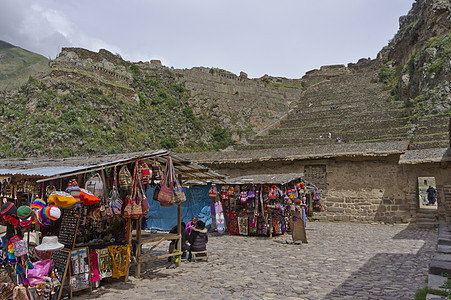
[168,222,189,261]
[186,216,198,236]
[188,220,208,261]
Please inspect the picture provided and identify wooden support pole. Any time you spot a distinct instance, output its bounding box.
[176,207,182,266]
[135,216,142,278]
[176,174,182,267]
[125,218,132,282]
[269,211,273,238]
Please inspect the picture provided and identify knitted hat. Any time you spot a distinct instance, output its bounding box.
[1,202,19,227]
[31,199,46,211]
[47,191,79,208]
[44,205,61,221]
[38,208,51,227]
[65,179,81,200]
[17,206,32,220]
[1,202,17,217]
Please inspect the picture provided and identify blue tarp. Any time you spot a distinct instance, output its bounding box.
[145,185,213,231]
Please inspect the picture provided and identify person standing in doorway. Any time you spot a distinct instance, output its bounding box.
[426,185,437,205]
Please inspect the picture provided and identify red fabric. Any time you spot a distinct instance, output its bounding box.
[228,213,239,235]
[90,250,100,282]
[79,190,101,205]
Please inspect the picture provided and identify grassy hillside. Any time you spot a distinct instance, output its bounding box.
[0,40,49,90]
[0,70,233,158]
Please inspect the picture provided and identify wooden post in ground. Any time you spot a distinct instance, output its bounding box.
[269,211,273,238]
[176,174,183,267]
[176,204,182,267]
[135,216,142,278]
[125,217,132,281]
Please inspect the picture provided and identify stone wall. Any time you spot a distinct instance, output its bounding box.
[200,155,451,224]
[50,48,132,85]
[175,67,303,138]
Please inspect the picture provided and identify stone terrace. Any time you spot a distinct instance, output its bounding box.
[239,63,411,150]
[238,61,450,151]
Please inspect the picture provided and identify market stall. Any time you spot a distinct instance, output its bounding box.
[211,173,322,239]
[0,150,226,299]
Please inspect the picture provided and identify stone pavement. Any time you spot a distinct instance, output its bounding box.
[74,222,437,299]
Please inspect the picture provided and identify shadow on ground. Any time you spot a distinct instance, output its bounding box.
[324,225,437,299]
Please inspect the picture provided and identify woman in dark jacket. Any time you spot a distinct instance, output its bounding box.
[188,220,208,259]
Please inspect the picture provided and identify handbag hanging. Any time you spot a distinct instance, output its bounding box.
[122,163,143,219]
[85,173,104,199]
[171,160,186,204]
[119,166,132,191]
[139,176,150,214]
[155,157,175,206]
[110,166,123,215]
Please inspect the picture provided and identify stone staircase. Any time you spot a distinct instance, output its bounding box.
[238,61,450,151]
[416,208,439,228]
[239,63,412,150]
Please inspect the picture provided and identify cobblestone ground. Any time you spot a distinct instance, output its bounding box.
[74,222,437,299]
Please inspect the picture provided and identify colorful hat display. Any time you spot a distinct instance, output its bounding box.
[17,206,32,220]
[48,191,79,208]
[65,179,81,200]
[10,236,28,257]
[35,205,61,227]
[43,205,61,221]
[1,202,17,217]
[37,210,52,227]
[35,236,64,252]
[31,199,46,211]
[1,202,19,227]
[79,188,101,205]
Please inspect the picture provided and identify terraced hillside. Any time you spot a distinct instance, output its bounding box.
[239,62,413,150]
[409,113,450,150]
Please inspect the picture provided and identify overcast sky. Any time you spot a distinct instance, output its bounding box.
[1,0,415,78]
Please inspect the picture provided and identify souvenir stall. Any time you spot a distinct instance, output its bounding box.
[212,173,322,239]
[0,150,226,299]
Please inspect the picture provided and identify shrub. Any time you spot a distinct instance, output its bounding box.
[160,137,178,149]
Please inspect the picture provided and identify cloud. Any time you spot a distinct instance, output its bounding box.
[0,0,121,58]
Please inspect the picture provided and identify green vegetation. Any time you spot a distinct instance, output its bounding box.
[415,273,451,300]
[378,33,451,121]
[0,57,235,158]
[272,83,303,89]
[0,40,49,90]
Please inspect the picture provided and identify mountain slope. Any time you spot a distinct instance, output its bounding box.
[240,0,450,151]
[0,40,49,90]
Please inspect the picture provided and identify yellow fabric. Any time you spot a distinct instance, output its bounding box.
[108,245,130,279]
[47,191,79,208]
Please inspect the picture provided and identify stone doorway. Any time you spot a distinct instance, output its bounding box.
[418,177,438,210]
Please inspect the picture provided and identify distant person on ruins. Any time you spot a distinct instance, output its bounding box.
[426,186,437,205]
[328,133,332,139]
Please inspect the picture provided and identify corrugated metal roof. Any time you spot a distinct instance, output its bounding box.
[0,150,226,183]
[0,166,86,177]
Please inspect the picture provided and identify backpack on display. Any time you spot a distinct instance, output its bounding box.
[119,166,132,190]
[209,186,218,199]
[85,173,104,199]
[268,185,278,199]
[240,191,248,203]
